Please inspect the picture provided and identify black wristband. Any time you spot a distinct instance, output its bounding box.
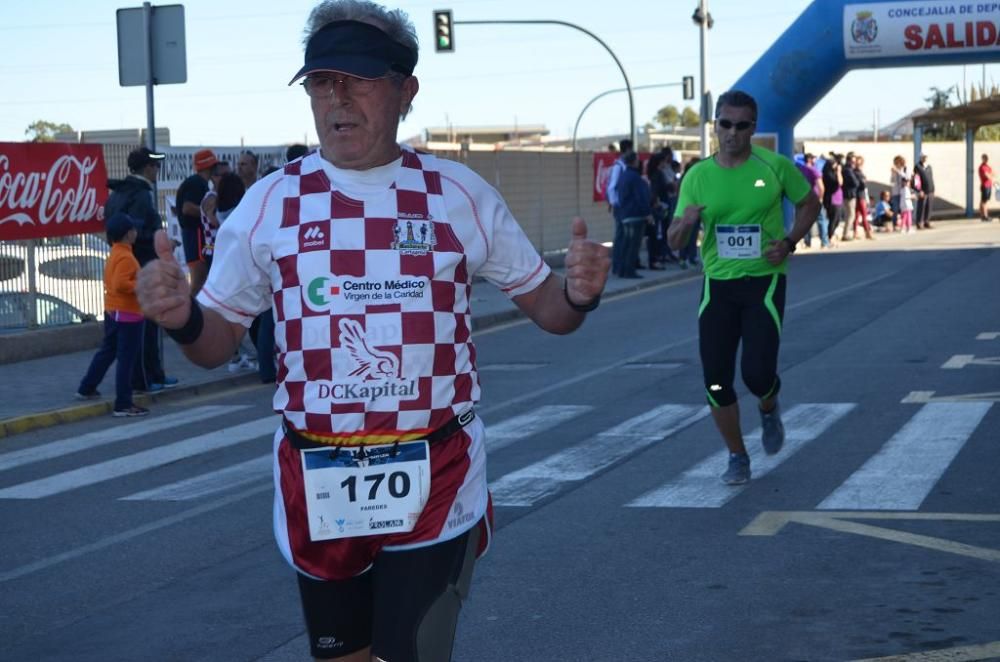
[163,297,205,345]
[782,237,796,254]
[563,279,600,313]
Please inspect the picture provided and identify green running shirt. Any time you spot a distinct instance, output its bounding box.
[676,145,810,280]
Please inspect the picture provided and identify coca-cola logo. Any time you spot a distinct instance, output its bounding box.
[0,143,108,241]
[0,154,101,226]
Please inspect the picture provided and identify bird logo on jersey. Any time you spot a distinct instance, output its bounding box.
[339,318,400,380]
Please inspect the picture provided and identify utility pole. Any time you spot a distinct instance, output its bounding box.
[693,1,713,158]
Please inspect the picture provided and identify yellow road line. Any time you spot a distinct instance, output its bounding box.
[741,511,1000,563]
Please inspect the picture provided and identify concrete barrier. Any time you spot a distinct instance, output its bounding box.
[0,321,103,365]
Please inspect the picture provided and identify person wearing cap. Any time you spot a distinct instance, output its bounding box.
[75,213,149,417]
[103,146,174,394]
[135,2,609,660]
[175,148,218,296]
[104,146,165,267]
[667,90,820,487]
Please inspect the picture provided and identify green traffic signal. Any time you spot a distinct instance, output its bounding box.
[434,10,454,53]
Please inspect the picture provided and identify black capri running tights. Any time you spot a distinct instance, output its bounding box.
[698,274,785,408]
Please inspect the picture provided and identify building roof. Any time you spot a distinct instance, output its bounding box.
[911,95,1000,130]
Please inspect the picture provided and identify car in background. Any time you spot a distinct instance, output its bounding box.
[0,237,108,327]
[0,292,96,329]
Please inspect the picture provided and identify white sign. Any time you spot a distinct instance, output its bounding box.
[117,4,187,86]
[844,2,1000,60]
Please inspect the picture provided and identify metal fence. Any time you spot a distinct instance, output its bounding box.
[0,234,109,330]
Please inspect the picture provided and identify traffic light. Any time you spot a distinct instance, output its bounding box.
[682,76,695,100]
[434,10,454,52]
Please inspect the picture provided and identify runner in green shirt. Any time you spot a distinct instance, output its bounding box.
[668,90,821,485]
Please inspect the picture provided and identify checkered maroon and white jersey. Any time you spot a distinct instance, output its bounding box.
[199,190,218,257]
[199,146,549,439]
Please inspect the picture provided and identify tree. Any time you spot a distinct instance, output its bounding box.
[24,120,74,142]
[680,106,701,127]
[654,105,680,128]
[922,86,962,141]
[924,85,953,109]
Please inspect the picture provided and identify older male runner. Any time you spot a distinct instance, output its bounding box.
[136,1,609,660]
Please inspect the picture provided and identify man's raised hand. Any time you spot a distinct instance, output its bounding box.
[563,217,610,307]
[137,230,192,329]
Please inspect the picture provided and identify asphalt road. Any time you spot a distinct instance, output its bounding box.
[2,223,999,662]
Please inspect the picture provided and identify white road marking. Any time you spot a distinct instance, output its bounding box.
[902,391,936,403]
[817,402,992,511]
[121,455,272,501]
[490,404,708,507]
[0,405,252,473]
[627,404,855,508]
[484,405,592,453]
[977,332,1000,340]
[941,354,975,369]
[0,416,278,499]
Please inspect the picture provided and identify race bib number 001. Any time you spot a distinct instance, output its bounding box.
[716,224,761,259]
[301,441,430,541]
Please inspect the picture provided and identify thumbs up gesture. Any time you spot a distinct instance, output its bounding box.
[564,217,610,307]
[136,230,192,328]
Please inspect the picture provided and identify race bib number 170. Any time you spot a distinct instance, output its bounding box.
[301,441,430,541]
[716,224,761,259]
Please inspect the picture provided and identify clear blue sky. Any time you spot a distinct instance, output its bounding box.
[1,0,997,147]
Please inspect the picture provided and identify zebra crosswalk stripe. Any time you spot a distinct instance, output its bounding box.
[122,456,273,501]
[490,404,709,507]
[484,405,592,453]
[626,403,855,509]
[817,402,992,511]
[0,405,251,473]
[119,406,595,502]
[0,416,278,499]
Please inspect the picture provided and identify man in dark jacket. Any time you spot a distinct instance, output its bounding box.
[615,151,652,279]
[103,147,164,266]
[914,153,935,229]
[102,146,174,392]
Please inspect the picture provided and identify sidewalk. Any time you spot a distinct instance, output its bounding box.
[0,264,695,438]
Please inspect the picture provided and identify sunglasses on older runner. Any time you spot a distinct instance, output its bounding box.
[716,119,754,130]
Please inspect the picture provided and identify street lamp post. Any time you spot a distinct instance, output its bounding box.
[693,1,713,158]
[571,82,682,215]
[454,19,636,147]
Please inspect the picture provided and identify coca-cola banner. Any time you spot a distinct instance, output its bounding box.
[592,152,652,202]
[0,142,108,241]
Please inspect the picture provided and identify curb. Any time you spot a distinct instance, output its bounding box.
[0,270,694,440]
[0,372,262,439]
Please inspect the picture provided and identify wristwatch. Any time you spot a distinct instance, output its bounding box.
[782,237,796,254]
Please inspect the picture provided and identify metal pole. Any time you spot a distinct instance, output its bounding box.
[456,19,636,146]
[143,1,165,376]
[698,0,711,158]
[572,83,681,152]
[143,2,156,152]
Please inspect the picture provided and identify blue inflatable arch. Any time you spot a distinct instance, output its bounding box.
[732,0,1000,210]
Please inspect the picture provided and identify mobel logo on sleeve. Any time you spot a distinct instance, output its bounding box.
[298,221,331,252]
